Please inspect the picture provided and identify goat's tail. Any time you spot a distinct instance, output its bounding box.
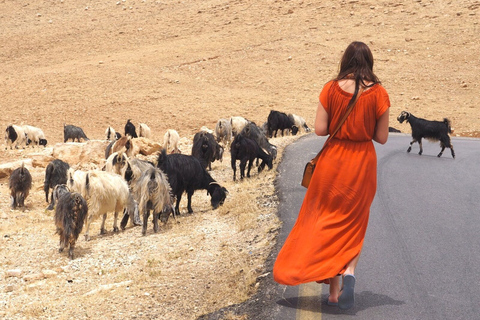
[85,173,91,198]
[443,118,453,133]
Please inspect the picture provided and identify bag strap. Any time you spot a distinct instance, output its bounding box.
[310,85,365,164]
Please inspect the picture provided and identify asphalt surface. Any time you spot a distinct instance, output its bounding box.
[200,133,480,320]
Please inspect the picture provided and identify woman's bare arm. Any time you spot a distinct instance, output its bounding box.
[373,108,389,144]
[315,101,329,136]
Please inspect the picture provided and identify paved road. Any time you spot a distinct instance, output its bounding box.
[201,133,480,320]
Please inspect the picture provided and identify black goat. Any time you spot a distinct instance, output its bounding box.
[64,124,89,142]
[397,111,455,158]
[124,119,138,138]
[230,134,273,181]
[240,122,277,160]
[192,131,224,170]
[55,191,88,259]
[267,110,299,138]
[44,159,70,210]
[157,149,228,215]
[9,163,32,210]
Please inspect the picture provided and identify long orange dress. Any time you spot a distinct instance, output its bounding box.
[273,80,390,285]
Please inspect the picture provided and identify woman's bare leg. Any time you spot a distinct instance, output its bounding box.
[328,275,341,303]
[344,250,362,276]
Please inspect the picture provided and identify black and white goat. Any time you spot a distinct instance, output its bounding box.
[54,191,88,259]
[132,167,173,235]
[9,163,32,210]
[23,125,47,147]
[105,126,121,141]
[5,125,28,149]
[397,111,455,158]
[192,131,224,170]
[104,151,128,175]
[230,134,273,181]
[64,124,89,142]
[124,119,138,138]
[288,113,311,133]
[157,149,228,216]
[44,159,70,210]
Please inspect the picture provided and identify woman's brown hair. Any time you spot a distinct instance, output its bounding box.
[335,41,380,105]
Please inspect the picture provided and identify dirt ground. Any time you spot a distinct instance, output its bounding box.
[0,0,479,319]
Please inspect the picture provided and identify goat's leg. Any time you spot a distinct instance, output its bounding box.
[100,213,107,235]
[84,215,93,241]
[58,239,65,253]
[232,162,237,181]
[175,194,182,216]
[120,209,129,230]
[142,209,150,236]
[418,138,423,155]
[10,194,17,209]
[113,211,119,232]
[68,241,75,260]
[18,194,25,208]
[246,159,253,178]
[187,192,194,214]
[240,158,247,179]
[438,142,445,158]
[153,209,159,233]
[407,139,417,153]
[442,137,455,159]
[47,192,55,211]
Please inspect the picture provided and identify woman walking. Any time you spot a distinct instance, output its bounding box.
[273,41,390,310]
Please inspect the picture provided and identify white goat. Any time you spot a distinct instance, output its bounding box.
[229,116,250,136]
[67,169,138,241]
[215,118,233,146]
[163,129,181,154]
[139,123,151,139]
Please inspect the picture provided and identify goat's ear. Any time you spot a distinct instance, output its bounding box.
[112,154,118,166]
[223,187,229,194]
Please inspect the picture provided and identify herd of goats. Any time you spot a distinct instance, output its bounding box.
[5,110,311,259]
[4,109,455,259]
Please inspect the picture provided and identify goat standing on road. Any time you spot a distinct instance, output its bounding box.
[397,111,455,158]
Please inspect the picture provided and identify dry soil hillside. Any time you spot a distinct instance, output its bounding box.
[0,1,479,319]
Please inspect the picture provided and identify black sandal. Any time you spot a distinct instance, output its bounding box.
[338,274,355,310]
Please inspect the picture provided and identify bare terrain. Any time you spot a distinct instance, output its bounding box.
[0,0,479,319]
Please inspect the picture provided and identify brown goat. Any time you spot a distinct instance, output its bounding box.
[55,192,88,259]
[9,163,32,210]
